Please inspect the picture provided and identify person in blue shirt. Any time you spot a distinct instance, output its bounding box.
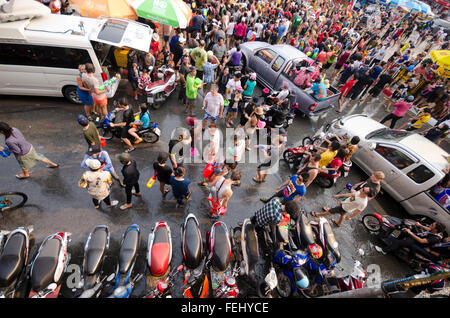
[128,104,150,145]
[81,144,121,182]
[260,172,308,204]
[243,73,257,98]
[311,78,327,101]
[170,166,191,208]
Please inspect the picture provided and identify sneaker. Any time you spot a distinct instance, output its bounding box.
[109,200,118,207]
[374,246,387,255]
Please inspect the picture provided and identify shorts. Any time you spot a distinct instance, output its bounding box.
[224,161,238,170]
[369,86,383,97]
[187,98,197,109]
[227,107,239,113]
[17,147,45,170]
[328,205,347,215]
[93,97,108,108]
[121,127,131,139]
[257,160,272,171]
[334,63,343,70]
[203,112,218,122]
[234,34,244,42]
[129,80,138,91]
[164,35,169,43]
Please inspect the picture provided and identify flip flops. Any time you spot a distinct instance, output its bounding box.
[125,148,135,153]
[15,174,30,179]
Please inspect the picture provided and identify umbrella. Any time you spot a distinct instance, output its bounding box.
[397,0,434,15]
[131,0,192,28]
[430,50,450,77]
[77,0,137,20]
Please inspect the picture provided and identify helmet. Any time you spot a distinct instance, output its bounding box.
[308,244,323,259]
[77,114,89,126]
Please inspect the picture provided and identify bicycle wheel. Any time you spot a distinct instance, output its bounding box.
[0,192,28,212]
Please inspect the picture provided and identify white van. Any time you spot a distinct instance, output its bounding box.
[0,6,152,103]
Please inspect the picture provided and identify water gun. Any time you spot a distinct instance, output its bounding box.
[0,146,10,158]
[99,74,121,91]
[146,173,158,188]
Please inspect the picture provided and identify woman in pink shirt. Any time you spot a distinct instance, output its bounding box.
[380,95,414,129]
[234,20,247,42]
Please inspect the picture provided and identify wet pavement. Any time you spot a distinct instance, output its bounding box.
[0,74,447,297]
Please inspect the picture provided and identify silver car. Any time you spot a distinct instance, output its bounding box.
[318,114,450,233]
[239,41,340,117]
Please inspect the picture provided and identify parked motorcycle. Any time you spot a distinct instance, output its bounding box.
[231,218,277,297]
[207,221,239,298]
[328,260,366,292]
[145,65,176,109]
[28,232,71,298]
[109,224,140,298]
[181,214,208,298]
[0,226,33,298]
[97,109,161,143]
[282,136,320,172]
[77,225,110,298]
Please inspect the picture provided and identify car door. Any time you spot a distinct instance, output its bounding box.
[251,48,277,87]
[267,55,286,89]
[370,143,418,201]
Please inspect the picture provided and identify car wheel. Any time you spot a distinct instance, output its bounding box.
[63,86,82,104]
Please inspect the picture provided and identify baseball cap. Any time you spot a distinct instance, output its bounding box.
[87,144,101,155]
[189,66,196,72]
[116,153,131,165]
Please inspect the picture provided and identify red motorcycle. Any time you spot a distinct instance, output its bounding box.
[282,136,320,171]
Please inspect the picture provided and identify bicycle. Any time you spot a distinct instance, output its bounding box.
[0,192,28,213]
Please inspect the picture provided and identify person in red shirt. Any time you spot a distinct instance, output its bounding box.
[337,78,356,112]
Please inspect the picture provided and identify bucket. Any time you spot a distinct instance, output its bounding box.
[100,137,106,148]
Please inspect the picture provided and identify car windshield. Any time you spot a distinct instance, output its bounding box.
[366,128,411,141]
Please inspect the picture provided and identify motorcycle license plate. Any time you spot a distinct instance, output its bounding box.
[154,127,161,136]
[288,119,293,125]
[391,230,401,238]
[147,96,154,103]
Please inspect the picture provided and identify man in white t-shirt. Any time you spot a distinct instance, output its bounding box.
[311,187,375,227]
[255,19,264,40]
[202,84,224,129]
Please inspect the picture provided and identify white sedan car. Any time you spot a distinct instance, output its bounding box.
[317,114,450,233]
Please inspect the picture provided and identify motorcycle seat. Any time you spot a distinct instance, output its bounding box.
[0,232,26,288]
[150,226,171,277]
[243,222,260,266]
[119,229,139,275]
[85,227,108,276]
[145,80,165,91]
[183,218,202,269]
[31,238,61,292]
[323,222,341,263]
[212,224,231,273]
[300,214,316,247]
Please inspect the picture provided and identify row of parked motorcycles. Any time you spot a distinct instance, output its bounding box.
[0,210,367,298]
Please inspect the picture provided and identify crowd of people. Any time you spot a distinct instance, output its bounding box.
[9,0,450,295]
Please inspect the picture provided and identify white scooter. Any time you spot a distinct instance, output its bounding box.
[145,65,176,109]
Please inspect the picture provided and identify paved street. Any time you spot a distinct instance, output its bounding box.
[3,77,443,297]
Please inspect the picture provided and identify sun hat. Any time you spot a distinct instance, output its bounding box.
[152,33,159,42]
[85,158,101,171]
